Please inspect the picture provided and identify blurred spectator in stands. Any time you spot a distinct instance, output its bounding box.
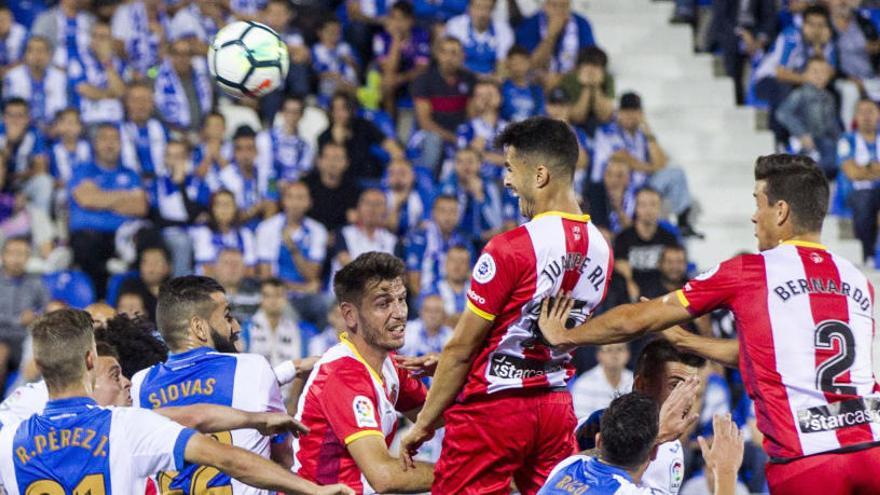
[308,303,344,356]
[318,91,403,184]
[385,157,429,238]
[69,124,148,299]
[0,236,47,392]
[671,0,697,24]
[411,36,476,175]
[0,187,69,274]
[457,80,507,179]
[214,247,262,324]
[242,277,304,372]
[753,5,835,140]
[444,0,513,76]
[117,244,171,323]
[346,0,393,69]
[776,56,841,177]
[65,22,126,127]
[613,187,679,301]
[828,0,880,128]
[154,37,213,136]
[218,125,277,226]
[256,95,313,184]
[110,0,169,79]
[256,181,328,323]
[0,6,26,77]
[440,147,502,246]
[169,0,229,52]
[543,87,590,201]
[121,81,168,183]
[500,45,545,123]
[404,194,470,296]
[257,0,311,121]
[639,244,689,299]
[190,189,257,276]
[709,0,777,104]
[570,343,633,420]
[839,98,880,264]
[590,154,634,235]
[31,0,94,58]
[194,112,232,186]
[303,141,361,232]
[330,188,398,272]
[86,302,116,329]
[434,244,470,326]
[400,293,453,360]
[556,46,614,134]
[0,97,53,214]
[312,16,359,107]
[515,0,595,84]
[116,289,147,319]
[373,2,431,118]
[153,140,205,276]
[49,108,91,189]
[412,0,467,25]
[593,92,699,237]
[2,36,67,131]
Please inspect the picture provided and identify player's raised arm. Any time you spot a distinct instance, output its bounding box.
[347,433,434,493]
[183,432,355,495]
[662,326,740,368]
[156,404,310,436]
[538,291,694,347]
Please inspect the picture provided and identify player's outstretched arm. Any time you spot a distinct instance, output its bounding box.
[538,292,694,347]
[347,434,434,493]
[157,404,310,437]
[698,414,745,495]
[662,326,740,368]
[184,433,355,495]
[400,309,494,468]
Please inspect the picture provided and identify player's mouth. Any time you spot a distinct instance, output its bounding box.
[388,324,406,338]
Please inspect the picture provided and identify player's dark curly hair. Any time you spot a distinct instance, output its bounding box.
[754,154,829,233]
[334,252,405,305]
[95,314,168,379]
[494,116,579,180]
[600,392,659,469]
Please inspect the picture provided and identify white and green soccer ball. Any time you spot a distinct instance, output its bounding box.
[208,21,289,98]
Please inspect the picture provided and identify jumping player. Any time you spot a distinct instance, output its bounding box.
[400,117,613,494]
[294,252,433,494]
[539,154,880,494]
[0,309,353,495]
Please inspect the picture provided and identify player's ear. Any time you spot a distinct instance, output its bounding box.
[775,199,790,227]
[595,432,602,450]
[191,315,210,343]
[85,347,95,372]
[339,302,358,330]
[535,164,550,188]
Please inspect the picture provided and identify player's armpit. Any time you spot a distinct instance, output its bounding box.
[662,326,740,368]
[347,433,434,493]
[183,433,354,495]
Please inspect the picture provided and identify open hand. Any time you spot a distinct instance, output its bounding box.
[538,292,575,346]
[394,353,439,377]
[253,412,310,437]
[698,413,745,480]
[657,375,700,443]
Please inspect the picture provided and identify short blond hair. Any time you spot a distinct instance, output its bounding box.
[32,310,95,392]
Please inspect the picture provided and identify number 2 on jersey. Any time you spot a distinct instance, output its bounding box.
[157,431,233,495]
[815,320,858,396]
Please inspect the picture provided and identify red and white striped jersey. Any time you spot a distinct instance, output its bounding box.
[292,334,426,494]
[463,211,613,401]
[678,240,878,460]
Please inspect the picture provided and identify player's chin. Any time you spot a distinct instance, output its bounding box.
[385,324,407,348]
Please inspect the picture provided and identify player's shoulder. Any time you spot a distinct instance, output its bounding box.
[225,351,275,374]
[314,344,375,383]
[486,223,533,252]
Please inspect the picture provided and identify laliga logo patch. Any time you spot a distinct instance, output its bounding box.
[473,253,496,284]
[694,264,720,281]
[671,460,684,488]
[810,252,823,264]
[352,395,378,428]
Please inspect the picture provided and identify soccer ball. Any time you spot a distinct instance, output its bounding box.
[208,21,289,98]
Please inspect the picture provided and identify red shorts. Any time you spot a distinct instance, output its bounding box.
[766,445,880,495]
[433,390,577,495]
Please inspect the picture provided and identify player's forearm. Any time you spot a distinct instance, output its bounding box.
[555,300,686,347]
[666,328,740,368]
[214,443,323,494]
[713,468,738,495]
[158,404,258,433]
[367,459,434,493]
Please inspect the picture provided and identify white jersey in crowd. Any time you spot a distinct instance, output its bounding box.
[0,381,48,428]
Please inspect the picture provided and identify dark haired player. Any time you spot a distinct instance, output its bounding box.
[540,154,880,494]
[400,116,614,494]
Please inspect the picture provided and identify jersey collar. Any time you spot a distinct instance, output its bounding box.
[167,346,213,362]
[781,239,828,250]
[533,211,591,222]
[44,396,98,415]
[340,332,384,385]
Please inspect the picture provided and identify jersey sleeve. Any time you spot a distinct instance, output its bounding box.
[319,365,383,445]
[395,366,427,413]
[466,233,521,321]
[112,407,198,475]
[677,256,744,317]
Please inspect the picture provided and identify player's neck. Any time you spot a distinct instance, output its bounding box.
[47,382,90,402]
[533,184,581,218]
[781,231,823,246]
[349,333,387,373]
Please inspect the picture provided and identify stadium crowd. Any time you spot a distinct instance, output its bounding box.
[0,0,877,494]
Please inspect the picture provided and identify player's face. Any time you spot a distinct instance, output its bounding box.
[24,39,50,71]
[659,249,687,283]
[93,356,131,407]
[603,160,629,192]
[215,250,245,287]
[233,137,257,168]
[94,127,122,165]
[617,109,641,132]
[503,146,537,219]
[211,192,238,227]
[387,160,414,191]
[205,292,241,353]
[117,293,146,317]
[469,0,494,27]
[657,362,699,406]
[357,190,388,228]
[634,191,661,226]
[355,277,408,351]
[752,180,781,251]
[281,99,303,129]
[125,86,154,123]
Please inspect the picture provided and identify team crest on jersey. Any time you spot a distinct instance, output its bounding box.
[352,395,378,428]
[473,253,496,284]
[694,264,720,281]
[572,225,581,241]
[670,459,684,489]
[810,252,824,264]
